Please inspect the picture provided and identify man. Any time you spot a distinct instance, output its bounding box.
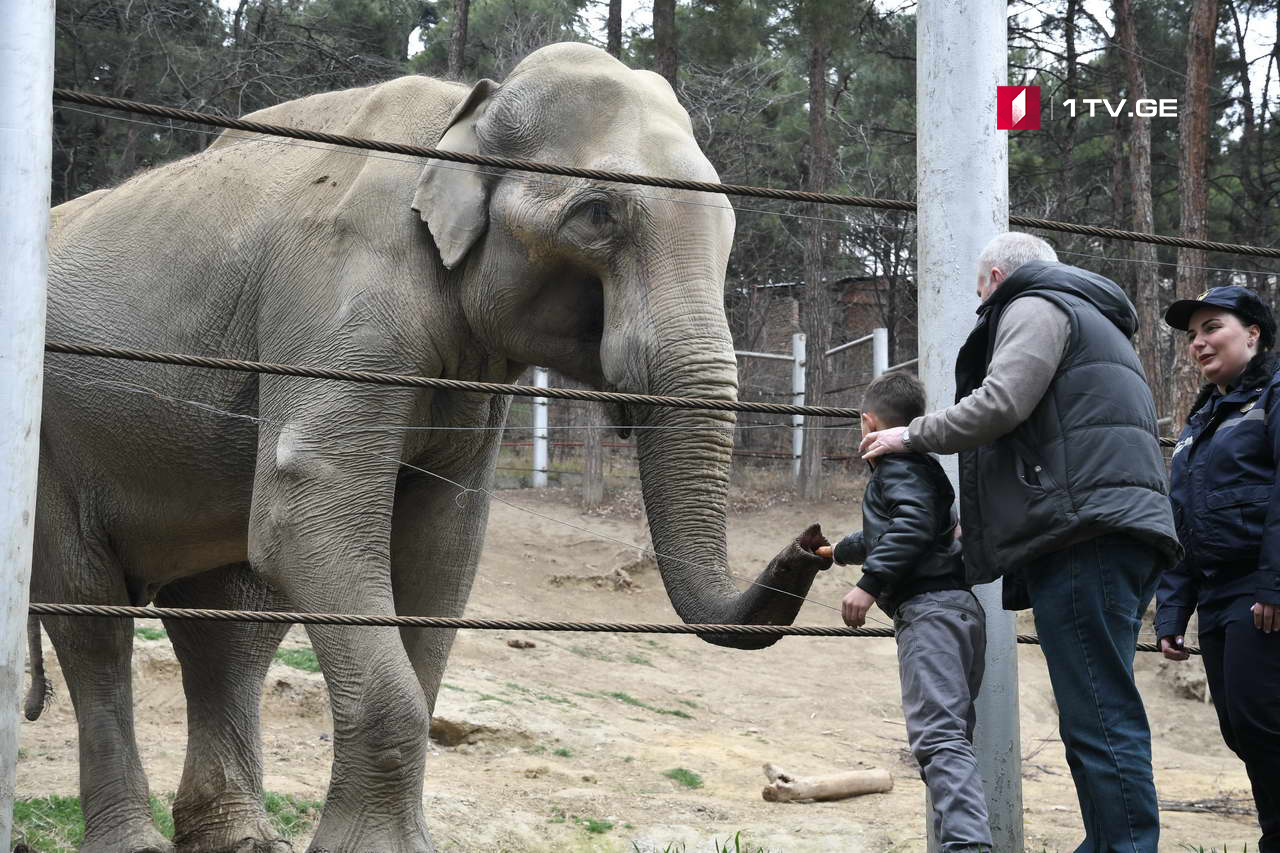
[862,232,1180,853]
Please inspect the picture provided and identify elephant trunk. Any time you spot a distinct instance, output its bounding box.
[633,349,831,650]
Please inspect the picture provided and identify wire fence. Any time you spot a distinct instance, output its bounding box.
[28,88,1203,661]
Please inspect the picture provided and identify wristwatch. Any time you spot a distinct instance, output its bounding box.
[901,427,914,452]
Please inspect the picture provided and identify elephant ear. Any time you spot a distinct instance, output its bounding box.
[412,79,498,270]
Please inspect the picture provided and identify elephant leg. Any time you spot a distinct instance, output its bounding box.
[249,390,434,853]
[389,471,494,716]
[156,564,292,853]
[34,491,172,853]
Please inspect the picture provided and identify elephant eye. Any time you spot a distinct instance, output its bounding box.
[579,199,612,227]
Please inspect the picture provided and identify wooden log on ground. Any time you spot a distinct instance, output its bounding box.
[761,762,893,802]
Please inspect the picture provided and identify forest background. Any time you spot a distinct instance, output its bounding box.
[52,0,1279,496]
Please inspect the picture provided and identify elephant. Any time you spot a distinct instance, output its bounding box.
[28,41,832,853]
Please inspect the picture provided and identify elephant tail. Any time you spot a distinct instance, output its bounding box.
[24,616,52,721]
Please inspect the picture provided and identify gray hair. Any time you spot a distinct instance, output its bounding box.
[977,232,1058,282]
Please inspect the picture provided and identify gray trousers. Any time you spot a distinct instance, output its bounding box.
[894,588,992,850]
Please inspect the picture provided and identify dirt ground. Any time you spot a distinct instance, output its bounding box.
[16,482,1261,852]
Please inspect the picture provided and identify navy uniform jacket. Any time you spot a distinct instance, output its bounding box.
[1155,356,1280,639]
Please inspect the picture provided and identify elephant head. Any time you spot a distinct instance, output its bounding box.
[413,43,831,648]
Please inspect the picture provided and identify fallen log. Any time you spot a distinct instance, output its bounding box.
[761,762,893,802]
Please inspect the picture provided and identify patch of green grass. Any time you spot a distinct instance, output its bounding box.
[602,691,693,719]
[579,817,613,834]
[13,793,320,853]
[13,794,89,851]
[553,747,573,758]
[151,794,175,839]
[134,626,167,641]
[504,681,576,707]
[569,645,613,662]
[274,647,320,673]
[440,682,465,691]
[625,653,654,667]
[262,792,323,836]
[677,699,699,709]
[663,767,704,789]
[632,832,774,853]
[476,693,514,705]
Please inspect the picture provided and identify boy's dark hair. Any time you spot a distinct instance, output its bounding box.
[862,371,926,428]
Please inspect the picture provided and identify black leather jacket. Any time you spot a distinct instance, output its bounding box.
[832,452,967,617]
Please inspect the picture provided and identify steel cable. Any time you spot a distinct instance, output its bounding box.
[44,340,1180,446]
[52,89,1280,260]
[27,602,1196,654]
[44,340,860,418]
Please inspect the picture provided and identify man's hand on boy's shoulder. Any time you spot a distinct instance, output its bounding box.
[842,586,877,628]
[860,426,909,461]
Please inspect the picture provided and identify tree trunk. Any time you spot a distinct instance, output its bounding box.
[448,0,470,78]
[799,12,832,500]
[653,0,678,91]
[1173,0,1220,425]
[607,0,622,58]
[1114,0,1164,416]
[1227,0,1270,291]
[1063,0,1080,164]
[581,405,605,510]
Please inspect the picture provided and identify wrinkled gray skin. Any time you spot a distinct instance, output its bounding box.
[33,43,828,853]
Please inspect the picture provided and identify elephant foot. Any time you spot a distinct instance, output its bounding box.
[173,816,290,853]
[304,810,436,853]
[81,819,174,853]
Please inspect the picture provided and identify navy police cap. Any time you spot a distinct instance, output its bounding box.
[1164,285,1275,344]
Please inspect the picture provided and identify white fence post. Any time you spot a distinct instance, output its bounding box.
[0,0,55,844]
[872,327,890,378]
[790,332,806,480]
[532,367,549,488]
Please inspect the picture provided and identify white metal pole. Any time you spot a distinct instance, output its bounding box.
[0,0,55,845]
[871,327,890,378]
[532,367,549,488]
[918,0,1022,850]
[790,332,806,480]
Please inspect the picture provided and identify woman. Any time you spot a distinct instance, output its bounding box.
[1158,285,1280,853]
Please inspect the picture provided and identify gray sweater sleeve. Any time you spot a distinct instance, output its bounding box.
[908,296,1070,454]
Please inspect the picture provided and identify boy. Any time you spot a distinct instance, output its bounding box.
[818,372,991,852]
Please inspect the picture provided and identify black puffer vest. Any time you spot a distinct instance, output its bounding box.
[955,261,1181,609]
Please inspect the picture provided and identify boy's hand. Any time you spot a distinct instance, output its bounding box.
[1159,635,1189,661]
[842,587,876,628]
[816,545,833,559]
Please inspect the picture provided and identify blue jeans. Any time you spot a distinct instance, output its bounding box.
[1026,534,1161,853]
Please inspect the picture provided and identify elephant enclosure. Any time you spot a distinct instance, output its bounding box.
[17,483,1259,852]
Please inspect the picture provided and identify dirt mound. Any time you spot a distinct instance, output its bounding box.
[547,567,642,592]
